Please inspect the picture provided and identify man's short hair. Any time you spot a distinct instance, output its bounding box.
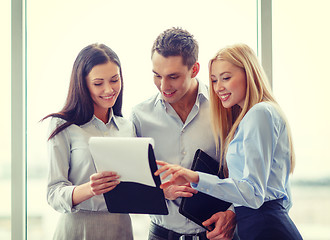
[151,27,199,69]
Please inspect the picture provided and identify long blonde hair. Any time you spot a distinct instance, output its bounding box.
[209,43,295,177]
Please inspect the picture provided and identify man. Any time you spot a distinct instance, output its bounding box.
[131,27,236,240]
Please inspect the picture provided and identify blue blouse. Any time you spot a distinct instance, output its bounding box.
[194,102,292,210]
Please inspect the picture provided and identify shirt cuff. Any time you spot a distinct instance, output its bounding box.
[191,172,216,194]
[227,204,235,213]
[70,186,80,213]
[191,172,235,213]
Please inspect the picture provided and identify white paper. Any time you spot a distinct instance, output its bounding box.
[89,137,156,187]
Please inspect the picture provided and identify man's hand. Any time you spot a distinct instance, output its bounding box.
[163,183,198,200]
[203,210,236,240]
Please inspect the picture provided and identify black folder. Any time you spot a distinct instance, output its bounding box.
[103,144,168,215]
[179,149,231,230]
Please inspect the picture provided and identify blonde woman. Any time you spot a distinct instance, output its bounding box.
[155,44,302,239]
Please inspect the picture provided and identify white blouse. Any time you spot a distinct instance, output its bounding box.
[47,110,136,213]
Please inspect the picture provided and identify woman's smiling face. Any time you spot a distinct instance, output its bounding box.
[210,60,247,109]
[86,61,121,119]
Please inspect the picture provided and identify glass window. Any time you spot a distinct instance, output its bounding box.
[273,1,330,239]
[26,1,257,239]
[0,0,11,238]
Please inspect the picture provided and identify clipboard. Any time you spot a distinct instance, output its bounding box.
[179,149,231,229]
[89,137,168,215]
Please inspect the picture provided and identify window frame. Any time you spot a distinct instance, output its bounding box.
[11,0,26,239]
[10,1,271,239]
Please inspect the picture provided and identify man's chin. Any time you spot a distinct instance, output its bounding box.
[163,97,177,104]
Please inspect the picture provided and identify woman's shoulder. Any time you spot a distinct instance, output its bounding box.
[250,101,273,111]
[243,102,284,127]
[45,117,70,140]
[247,102,279,117]
[48,116,80,133]
[49,116,67,128]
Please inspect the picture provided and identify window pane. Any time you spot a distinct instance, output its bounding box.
[0,0,11,238]
[273,1,330,239]
[27,1,257,239]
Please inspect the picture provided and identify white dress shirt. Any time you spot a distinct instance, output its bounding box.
[131,80,218,234]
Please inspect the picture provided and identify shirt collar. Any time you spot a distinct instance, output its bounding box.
[89,108,120,130]
[110,110,120,130]
[197,79,209,102]
[155,92,165,108]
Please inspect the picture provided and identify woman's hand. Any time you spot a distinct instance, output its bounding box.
[89,171,120,196]
[154,160,199,189]
[72,171,120,206]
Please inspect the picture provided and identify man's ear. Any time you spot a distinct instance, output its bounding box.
[191,62,200,78]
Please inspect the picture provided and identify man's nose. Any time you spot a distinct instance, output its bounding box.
[160,78,170,91]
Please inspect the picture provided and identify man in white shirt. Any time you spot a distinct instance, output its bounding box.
[131,27,237,240]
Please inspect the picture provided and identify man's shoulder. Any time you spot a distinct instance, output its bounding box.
[113,115,133,126]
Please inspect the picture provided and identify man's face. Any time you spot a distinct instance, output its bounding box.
[152,52,195,105]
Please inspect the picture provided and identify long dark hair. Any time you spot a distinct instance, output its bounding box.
[42,43,124,140]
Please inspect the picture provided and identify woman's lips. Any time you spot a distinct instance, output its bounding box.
[219,93,230,101]
[101,93,116,101]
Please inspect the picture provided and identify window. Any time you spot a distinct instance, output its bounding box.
[26,0,257,239]
[5,1,327,239]
[273,1,330,239]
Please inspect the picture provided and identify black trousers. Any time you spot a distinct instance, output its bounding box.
[148,222,207,240]
[234,199,303,240]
